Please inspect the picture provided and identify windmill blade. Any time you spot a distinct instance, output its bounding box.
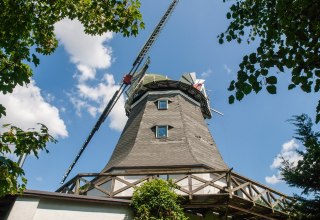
[60,0,180,184]
[180,72,194,84]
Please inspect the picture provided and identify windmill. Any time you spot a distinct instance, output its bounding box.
[2,2,293,219]
[57,1,293,219]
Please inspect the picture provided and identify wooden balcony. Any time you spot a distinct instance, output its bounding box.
[57,169,293,219]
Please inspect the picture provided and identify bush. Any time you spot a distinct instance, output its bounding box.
[131,179,188,220]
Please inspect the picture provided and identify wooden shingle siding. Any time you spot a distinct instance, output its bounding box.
[102,87,228,173]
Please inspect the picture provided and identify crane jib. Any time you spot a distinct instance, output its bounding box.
[60,0,179,184]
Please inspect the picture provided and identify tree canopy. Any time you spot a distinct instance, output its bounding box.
[0,124,56,196]
[131,179,188,220]
[0,0,143,112]
[220,0,320,121]
[281,114,320,219]
[0,0,144,197]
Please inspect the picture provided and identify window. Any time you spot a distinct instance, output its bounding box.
[158,100,168,110]
[156,125,168,138]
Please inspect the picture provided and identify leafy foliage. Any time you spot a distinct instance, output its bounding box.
[220,0,320,122]
[281,114,320,219]
[0,124,56,197]
[131,179,188,220]
[0,0,143,197]
[0,0,143,109]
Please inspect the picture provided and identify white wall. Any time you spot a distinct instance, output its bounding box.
[7,196,133,220]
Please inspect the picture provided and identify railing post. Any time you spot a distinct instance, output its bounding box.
[75,178,80,195]
[109,176,115,198]
[227,169,233,198]
[188,174,192,200]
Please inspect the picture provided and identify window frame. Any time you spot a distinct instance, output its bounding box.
[156,125,168,138]
[157,99,168,110]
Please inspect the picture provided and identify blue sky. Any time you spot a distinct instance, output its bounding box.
[1,0,318,196]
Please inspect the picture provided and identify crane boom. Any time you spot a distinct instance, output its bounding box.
[60,0,179,184]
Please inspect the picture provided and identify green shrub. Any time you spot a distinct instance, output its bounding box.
[131,179,188,220]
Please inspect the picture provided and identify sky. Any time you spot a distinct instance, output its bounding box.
[1,0,318,196]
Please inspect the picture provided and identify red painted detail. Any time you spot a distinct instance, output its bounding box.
[193,83,203,91]
[123,74,133,85]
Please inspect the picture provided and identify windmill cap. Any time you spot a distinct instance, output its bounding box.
[125,73,212,119]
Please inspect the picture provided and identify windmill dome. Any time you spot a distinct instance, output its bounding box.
[125,72,212,119]
[141,73,171,85]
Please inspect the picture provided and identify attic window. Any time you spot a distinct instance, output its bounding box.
[158,100,168,110]
[156,125,168,138]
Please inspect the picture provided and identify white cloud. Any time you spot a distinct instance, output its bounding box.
[201,69,212,78]
[265,171,283,185]
[270,139,302,169]
[76,64,96,82]
[223,64,232,74]
[75,74,127,131]
[54,19,113,69]
[0,80,68,138]
[55,19,127,131]
[282,139,299,152]
[36,176,43,182]
[266,139,303,185]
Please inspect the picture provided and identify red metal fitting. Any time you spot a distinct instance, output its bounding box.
[123,74,133,85]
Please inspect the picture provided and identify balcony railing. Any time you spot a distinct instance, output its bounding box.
[57,170,293,219]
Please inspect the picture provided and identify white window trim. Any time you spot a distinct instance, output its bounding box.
[156,125,168,138]
[157,99,168,110]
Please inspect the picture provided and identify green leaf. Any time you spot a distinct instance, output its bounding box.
[266,85,277,94]
[0,105,6,118]
[315,79,320,92]
[288,84,296,90]
[236,91,244,101]
[228,95,235,104]
[261,69,268,76]
[242,82,252,95]
[249,53,257,64]
[32,54,40,66]
[228,80,235,91]
[266,76,277,84]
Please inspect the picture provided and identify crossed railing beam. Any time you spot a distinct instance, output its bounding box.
[56,170,293,215]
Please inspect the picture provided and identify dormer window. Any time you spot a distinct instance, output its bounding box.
[158,100,168,110]
[156,125,168,138]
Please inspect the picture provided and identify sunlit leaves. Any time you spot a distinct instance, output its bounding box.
[0,0,144,95]
[220,0,320,121]
[131,179,188,220]
[0,156,26,196]
[0,124,56,197]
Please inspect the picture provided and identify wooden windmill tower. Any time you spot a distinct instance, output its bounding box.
[56,1,292,219]
[58,72,292,219]
[102,73,227,174]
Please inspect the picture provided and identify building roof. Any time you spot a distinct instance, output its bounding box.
[126,74,212,119]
